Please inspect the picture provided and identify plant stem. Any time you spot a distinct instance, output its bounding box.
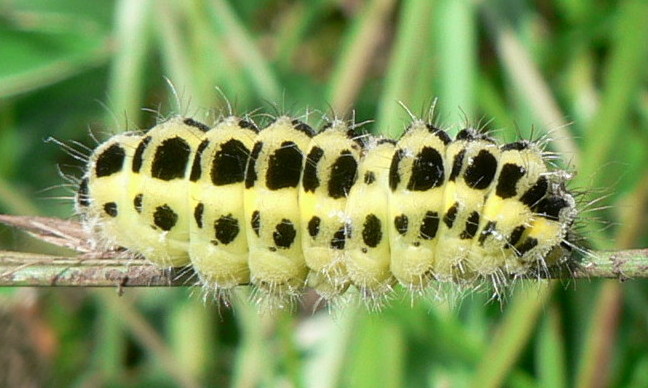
[2,249,647,288]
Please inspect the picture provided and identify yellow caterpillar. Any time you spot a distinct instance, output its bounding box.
[76,112,578,306]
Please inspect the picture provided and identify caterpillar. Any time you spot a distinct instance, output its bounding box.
[75,111,578,307]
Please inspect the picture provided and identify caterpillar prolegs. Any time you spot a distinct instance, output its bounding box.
[76,112,577,306]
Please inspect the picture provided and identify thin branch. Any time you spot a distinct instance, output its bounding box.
[0,252,192,287]
[564,249,648,280]
[1,248,648,289]
[1,214,647,288]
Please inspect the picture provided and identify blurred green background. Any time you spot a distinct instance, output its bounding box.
[1,0,647,387]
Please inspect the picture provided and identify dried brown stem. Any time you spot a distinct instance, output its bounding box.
[0,251,193,287]
[1,214,647,288]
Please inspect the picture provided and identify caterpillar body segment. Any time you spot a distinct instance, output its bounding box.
[78,134,143,253]
[189,116,258,289]
[466,141,545,277]
[434,129,501,282]
[467,140,576,280]
[243,116,315,299]
[504,175,577,273]
[344,138,397,298]
[299,120,363,298]
[387,120,451,289]
[126,117,208,266]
